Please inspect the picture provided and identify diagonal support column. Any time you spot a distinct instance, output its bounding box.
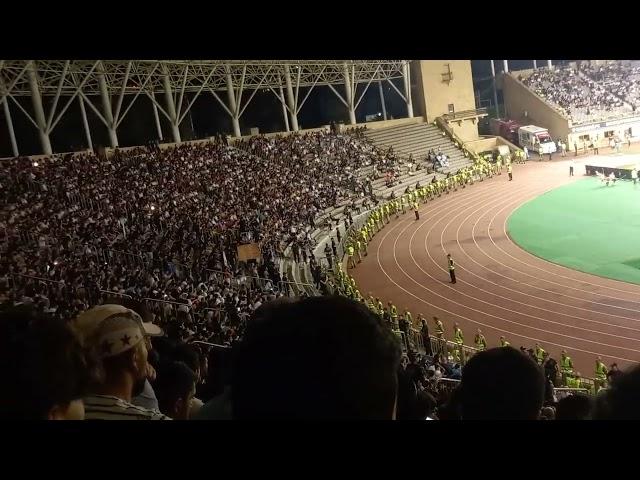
[343,63,356,125]
[2,98,19,156]
[27,62,52,155]
[279,85,290,132]
[98,65,118,148]
[403,61,413,118]
[284,65,299,131]
[152,91,163,141]
[78,95,93,150]
[162,73,181,143]
[378,81,387,121]
[225,70,241,137]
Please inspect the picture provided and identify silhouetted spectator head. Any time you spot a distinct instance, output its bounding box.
[459,346,545,420]
[593,364,640,419]
[0,306,91,420]
[415,390,437,420]
[555,394,593,420]
[540,406,555,420]
[232,295,401,419]
[173,343,202,383]
[154,361,197,419]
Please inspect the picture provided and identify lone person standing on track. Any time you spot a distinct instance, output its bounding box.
[507,163,513,181]
[569,159,575,177]
[447,254,456,284]
[632,167,638,186]
[413,201,419,221]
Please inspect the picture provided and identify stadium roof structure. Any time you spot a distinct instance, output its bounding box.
[0,60,413,155]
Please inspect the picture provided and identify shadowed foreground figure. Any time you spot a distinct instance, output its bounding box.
[232,296,401,419]
[0,307,91,420]
[594,364,640,419]
[459,346,545,420]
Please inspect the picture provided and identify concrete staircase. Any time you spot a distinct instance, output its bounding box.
[364,123,471,174]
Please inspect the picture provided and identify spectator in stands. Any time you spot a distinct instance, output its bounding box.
[555,394,593,420]
[0,306,91,420]
[459,347,545,420]
[231,296,401,419]
[154,361,197,419]
[3,130,399,344]
[449,363,462,380]
[543,352,559,386]
[416,390,437,420]
[108,298,163,412]
[607,363,623,384]
[72,304,170,420]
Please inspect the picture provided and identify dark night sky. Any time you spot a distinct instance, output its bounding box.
[0,60,570,157]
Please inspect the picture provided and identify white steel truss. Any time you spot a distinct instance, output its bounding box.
[0,60,410,154]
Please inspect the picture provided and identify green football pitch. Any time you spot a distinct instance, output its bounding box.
[507,177,640,284]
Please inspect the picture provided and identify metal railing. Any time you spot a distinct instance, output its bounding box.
[553,387,591,400]
[98,290,132,300]
[191,340,232,350]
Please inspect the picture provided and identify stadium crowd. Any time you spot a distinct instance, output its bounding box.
[3,126,640,421]
[1,130,400,344]
[582,61,640,110]
[522,64,633,124]
[3,294,639,421]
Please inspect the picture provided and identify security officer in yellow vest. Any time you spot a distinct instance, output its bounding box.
[560,350,574,385]
[388,301,399,329]
[447,254,456,284]
[534,343,546,365]
[507,163,513,181]
[454,322,464,346]
[595,356,608,392]
[474,328,487,351]
[453,322,465,363]
[434,316,445,339]
[355,239,363,263]
[566,372,582,389]
[500,336,510,347]
[367,293,376,312]
[433,316,445,354]
[404,309,413,326]
[346,243,356,269]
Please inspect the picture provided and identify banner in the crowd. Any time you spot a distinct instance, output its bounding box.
[237,243,261,261]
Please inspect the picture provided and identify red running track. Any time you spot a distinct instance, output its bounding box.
[350,159,640,375]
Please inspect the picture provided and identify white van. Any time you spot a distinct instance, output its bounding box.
[518,125,557,154]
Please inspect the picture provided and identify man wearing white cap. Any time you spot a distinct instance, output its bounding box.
[72,304,170,420]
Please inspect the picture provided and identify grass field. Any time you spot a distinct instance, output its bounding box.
[507,177,640,284]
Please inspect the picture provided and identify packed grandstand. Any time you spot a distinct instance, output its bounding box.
[3,59,640,421]
[520,60,640,125]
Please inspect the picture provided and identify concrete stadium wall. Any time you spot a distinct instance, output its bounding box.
[2,120,426,160]
[465,136,521,154]
[354,116,424,130]
[1,149,93,162]
[414,60,479,142]
[503,72,571,142]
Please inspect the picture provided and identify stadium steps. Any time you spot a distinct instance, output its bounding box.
[364,123,472,175]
